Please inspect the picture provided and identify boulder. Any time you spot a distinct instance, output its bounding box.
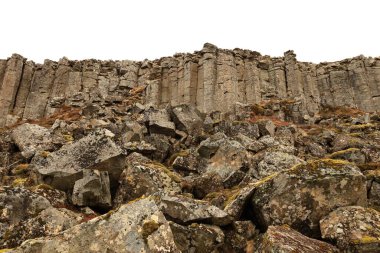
[256,119,276,137]
[32,129,124,191]
[320,206,380,252]
[145,108,176,137]
[159,195,232,226]
[251,159,367,237]
[13,198,180,253]
[256,225,338,252]
[1,207,80,249]
[222,221,258,253]
[113,153,181,207]
[170,222,224,253]
[255,151,305,178]
[171,104,203,134]
[197,132,228,159]
[11,123,54,159]
[72,169,112,208]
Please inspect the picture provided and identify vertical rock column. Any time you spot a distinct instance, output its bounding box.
[244,57,261,105]
[13,61,35,118]
[23,60,57,120]
[197,43,217,112]
[183,55,198,106]
[0,54,24,126]
[365,58,380,111]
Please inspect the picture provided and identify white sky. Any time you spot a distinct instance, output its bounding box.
[1,0,379,63]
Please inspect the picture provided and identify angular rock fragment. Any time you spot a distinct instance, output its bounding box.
[11,123,54,159]
[145,108,176,137]
[170,222,224,253]
[171,104,203,134]
[72,169,111,208]
[251,159,367,237]
[113,153,181,207]
[256,225,338,252]
[32,129,124,191]
[13,198,180,253]
[159,195,232,226]
[256,119,276,137]
[222,221,258,253]
[197,132,228,159]
[320,206,380,252]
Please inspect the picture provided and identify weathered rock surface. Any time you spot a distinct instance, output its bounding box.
[71,169,112,208]
[251,159,367,237]
[32,129,124,191]
[256,225,338,252]
[13,198,180,253]
[11,123,55,159]
[320,206,380,252]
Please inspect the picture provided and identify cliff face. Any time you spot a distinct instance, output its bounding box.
[0,43,380,126]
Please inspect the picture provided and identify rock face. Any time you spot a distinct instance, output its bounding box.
[256,225,338,252]
[13,198,180,253]
[251,159,367,237]
[1,44,380,127]
[320,206,380,252]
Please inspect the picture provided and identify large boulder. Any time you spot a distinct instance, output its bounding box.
[145,108,176,137]
[13,198,180,253]
[71,169,112,208]
[159,195,232,226]
[32,129,125,191]
[113,153,181,207]
[11,123,55,159]
[251,159,367,237]
[320,206,380,252]
[171,104,203,134]
[256,225,338,252]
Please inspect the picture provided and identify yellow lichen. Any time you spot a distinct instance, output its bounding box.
[39,150,50,158]
[141,220,160,239]
[0,248,14,253]
[327,148,360,159]
[30,183,54,191]
[12,178,28,187]
[147,162,182,183]
[349,123,376,131]
[167,149,190,166]
[62,134,74,143]
[352,235,380,244]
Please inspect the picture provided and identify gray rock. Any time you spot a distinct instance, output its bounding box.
[197,132,228,159]
[11,123,54,159]
[256,225,338,253]
[159,195,232,226]
[256,120,276,137]
[13,198,180,253]
[171,104,203,134]
[222,221,258,253]
[170,222,224,253]
[145,108,176,137]
[320,206,380,252]
[32,129,124,191]
[72,169,112,208]
[256,151,305,178]
[251,159,367,237]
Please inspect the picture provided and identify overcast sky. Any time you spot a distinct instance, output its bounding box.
[1,0,379,63]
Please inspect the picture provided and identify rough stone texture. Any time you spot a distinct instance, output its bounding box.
[32,129,124,191]
[320,206,380,252]
[256,225,338,253]
[13,198,180,253]
[169,222,225,253]
[159,195,232,226]
[71,169,112,208]
[11,123,54,159]
[251,159,367,237]
[1,44,380,127]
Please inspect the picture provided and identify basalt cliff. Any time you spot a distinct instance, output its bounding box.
[0,44,380,252]
[1,43,380,127]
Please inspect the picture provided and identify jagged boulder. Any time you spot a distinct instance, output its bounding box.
[320,206,380,252]
[32,129,125,191]
[256,225,338,252]
[171,104,203,134]
[145,108,176,137]
[71,169,112,208]
[13,198,180,253]
[11,123,55,159]
[170,222,224,253]
[159,195,232,226]
[197,132,228,159]
[113,153,181,207]
[251,159,367,237]
[222,220,258,253]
